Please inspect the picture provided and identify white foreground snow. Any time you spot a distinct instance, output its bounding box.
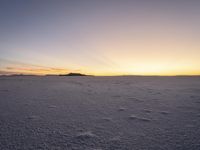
[0,76,200,150]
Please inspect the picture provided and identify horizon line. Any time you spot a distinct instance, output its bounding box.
[1,73,200,77]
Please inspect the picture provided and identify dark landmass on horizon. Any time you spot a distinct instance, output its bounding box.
[59,73,88,76]
[0,72,200,77]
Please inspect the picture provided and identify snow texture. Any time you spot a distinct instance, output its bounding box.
[0,76,200,150]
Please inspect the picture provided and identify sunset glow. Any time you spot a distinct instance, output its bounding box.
[0,0,200,76]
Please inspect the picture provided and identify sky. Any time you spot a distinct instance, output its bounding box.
[0,0,200,76]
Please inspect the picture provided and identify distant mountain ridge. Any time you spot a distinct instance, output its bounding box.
[59,73,87,76]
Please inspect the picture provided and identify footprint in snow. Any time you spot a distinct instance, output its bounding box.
[48,105,57,109]
[129,115,151,122]
[143,109,152,113]
[128,97,143,102]
[109,136,121,142]
[118,107,126,111]
[76,131,97,139]
[102,117,112,122]
[27,115,40,120]
[159,111,170,115]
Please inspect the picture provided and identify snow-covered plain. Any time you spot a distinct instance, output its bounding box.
[0,76,200,150]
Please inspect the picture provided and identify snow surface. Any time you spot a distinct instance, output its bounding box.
[0,76,200,150]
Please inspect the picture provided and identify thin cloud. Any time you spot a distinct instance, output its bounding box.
[0,58,71,75]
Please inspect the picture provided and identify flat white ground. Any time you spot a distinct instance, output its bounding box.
[0,76,200,150]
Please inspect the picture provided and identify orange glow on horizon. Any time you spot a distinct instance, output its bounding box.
[1,1,200,76]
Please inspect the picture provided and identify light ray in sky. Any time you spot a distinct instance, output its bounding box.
[0,0,200,75]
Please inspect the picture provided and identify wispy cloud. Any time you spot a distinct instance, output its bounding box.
[0,58,71,75]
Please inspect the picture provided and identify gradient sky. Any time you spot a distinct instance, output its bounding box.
[0,0,200,75]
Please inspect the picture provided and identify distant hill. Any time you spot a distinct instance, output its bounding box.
[59,73,87,76]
